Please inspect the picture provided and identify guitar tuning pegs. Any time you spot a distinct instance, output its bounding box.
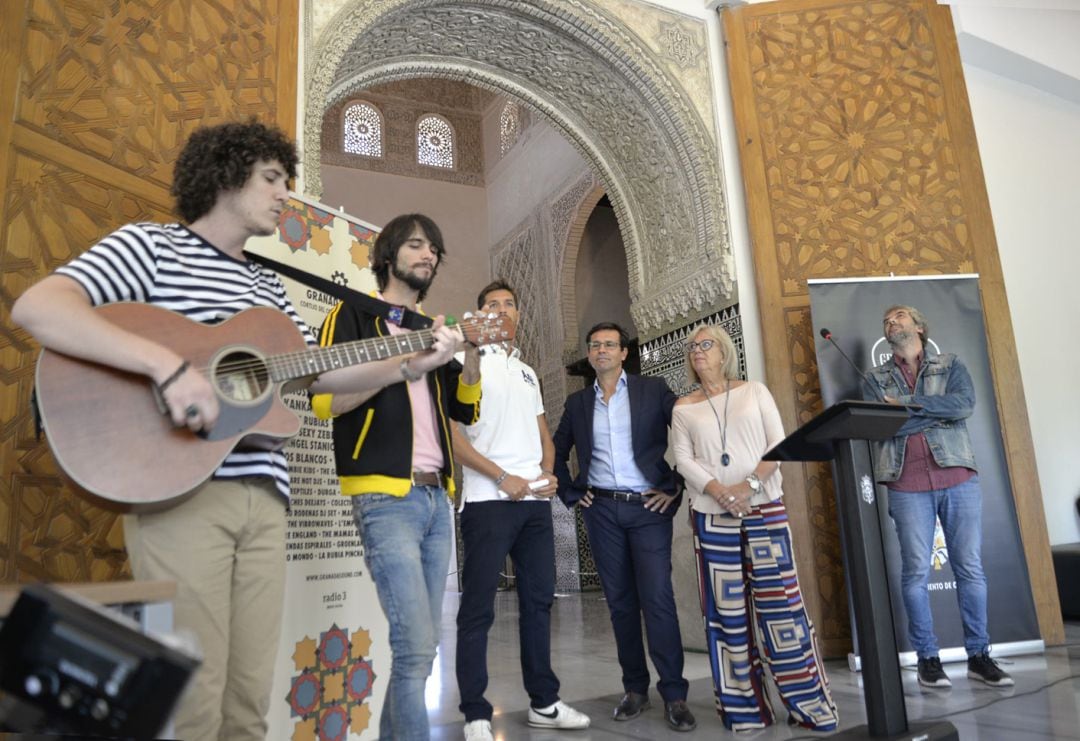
[463,311,473,320]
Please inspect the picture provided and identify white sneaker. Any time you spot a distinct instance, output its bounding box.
[464,719,494,741]
[527,700,591,729]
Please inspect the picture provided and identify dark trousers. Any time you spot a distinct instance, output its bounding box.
[583,496,689,702]
[456,500,560,721]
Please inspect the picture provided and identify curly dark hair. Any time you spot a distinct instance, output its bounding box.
[171,120,298,223]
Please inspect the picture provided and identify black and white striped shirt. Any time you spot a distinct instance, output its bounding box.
[56,222,315,500]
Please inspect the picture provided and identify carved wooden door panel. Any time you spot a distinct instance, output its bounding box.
[0,0,298,583]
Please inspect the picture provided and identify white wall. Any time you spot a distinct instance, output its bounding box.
[960,22,1080,545]
[483,106,590,245]
[952,4,1080,82]
[706,1,778,388]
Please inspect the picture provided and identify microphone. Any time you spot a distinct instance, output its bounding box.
[819,328,886,402]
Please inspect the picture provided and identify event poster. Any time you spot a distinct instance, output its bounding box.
[246,194,388,739]
[807,275,1040,663]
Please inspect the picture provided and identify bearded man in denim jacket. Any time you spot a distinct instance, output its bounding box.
[864,305,1012,690]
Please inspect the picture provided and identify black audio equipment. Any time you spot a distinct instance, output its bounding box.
[0,583,199,738]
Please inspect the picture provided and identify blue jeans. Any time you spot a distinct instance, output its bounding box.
[352,485,452,741]
[887,476,989,658]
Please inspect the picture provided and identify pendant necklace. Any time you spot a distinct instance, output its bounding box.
[704,378,731,467]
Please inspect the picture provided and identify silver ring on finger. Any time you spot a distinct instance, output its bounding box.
[185,404,199,418]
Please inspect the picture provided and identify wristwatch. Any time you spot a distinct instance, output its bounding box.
[745,473,762,494]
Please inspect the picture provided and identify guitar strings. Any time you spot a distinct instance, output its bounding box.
[186,316,506,378]
[189,327,441,377]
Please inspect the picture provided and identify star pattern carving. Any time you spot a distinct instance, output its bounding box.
[3,0,291,584]
[747,3,973,296]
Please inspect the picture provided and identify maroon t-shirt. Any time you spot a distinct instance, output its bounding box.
[890,353,975,492]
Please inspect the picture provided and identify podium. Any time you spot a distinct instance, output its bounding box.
[765,400,958,740]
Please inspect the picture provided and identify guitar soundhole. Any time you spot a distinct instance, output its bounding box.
[213,349,271,405]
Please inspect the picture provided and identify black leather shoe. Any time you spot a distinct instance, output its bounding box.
[613,691,650,721]
[665,700,697,732]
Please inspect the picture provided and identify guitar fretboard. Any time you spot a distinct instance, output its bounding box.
[268,329,437,381]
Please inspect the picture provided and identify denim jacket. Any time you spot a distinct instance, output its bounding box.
[863,352,977,482]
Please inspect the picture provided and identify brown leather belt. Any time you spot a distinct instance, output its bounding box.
[589,486,647,503]
[413,471,441,488]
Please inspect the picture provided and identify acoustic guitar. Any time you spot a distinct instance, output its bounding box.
[34,302,512,512]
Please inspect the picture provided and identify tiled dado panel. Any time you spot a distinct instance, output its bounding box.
[640,304,744,394]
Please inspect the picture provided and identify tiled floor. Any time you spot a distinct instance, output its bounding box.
[426,591,1080,740]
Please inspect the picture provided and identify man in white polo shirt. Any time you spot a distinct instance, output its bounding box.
[451,280,590,740]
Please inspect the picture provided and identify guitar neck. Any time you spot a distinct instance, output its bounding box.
[269,328,438,382]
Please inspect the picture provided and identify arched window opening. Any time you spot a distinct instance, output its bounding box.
[344,102,383,157]
[417,114,455,169]
[500,101,521,155]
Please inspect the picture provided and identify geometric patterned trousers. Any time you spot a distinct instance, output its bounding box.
[693,500,840,732]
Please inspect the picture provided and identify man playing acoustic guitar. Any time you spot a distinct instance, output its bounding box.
[11,121,467,741]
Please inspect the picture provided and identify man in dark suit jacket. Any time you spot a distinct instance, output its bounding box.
[553,322,696,733]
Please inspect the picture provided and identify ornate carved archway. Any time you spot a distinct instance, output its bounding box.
[557,183,606,364]
[304,0,734,339]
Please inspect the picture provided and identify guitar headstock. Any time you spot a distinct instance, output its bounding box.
[458,312,517,347]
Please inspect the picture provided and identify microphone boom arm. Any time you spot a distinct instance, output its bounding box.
[820,328,886,403]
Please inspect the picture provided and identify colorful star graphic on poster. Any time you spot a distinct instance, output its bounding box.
[349,223,376,271]
[286,623,376,740]
[278,203,335,255]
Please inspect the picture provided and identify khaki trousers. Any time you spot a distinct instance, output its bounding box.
[124,477,286,741]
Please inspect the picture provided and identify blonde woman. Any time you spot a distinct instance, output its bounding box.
[671,324,838,732]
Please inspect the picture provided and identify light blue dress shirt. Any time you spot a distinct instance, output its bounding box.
[588,372,652,492]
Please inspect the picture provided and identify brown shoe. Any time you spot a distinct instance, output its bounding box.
[613,691,650,721]
[665,700,697,732]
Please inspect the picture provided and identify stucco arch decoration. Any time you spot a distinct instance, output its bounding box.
[557,181,607,366]
[304,0,735,339]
